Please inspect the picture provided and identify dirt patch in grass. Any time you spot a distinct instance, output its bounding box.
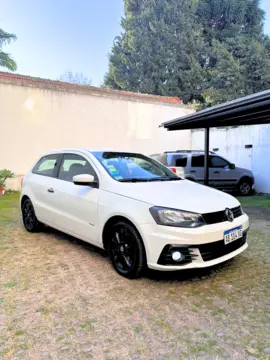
[0,193,269,359]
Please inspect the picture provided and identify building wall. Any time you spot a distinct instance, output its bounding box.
[192,125,270,194]
[0,82,193,190]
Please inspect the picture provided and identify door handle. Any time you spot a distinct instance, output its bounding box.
[214,171,220,174]
[47,188,54,193]
[190,170,196,173]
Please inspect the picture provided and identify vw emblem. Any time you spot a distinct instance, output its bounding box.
[225,208,234,222]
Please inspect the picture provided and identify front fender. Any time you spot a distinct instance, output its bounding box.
[97,190,154,245]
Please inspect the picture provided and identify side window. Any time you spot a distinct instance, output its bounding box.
[58,154,97,182]
[167,154,187,167]
[191,155,204,167]
[210,156,229,168]
[32,154,59,177]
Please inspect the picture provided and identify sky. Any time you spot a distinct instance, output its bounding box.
[1,0,270,87]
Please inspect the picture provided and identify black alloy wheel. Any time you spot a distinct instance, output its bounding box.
[22,199,43,232]
[238,178,252,196]
[108,221,146,279]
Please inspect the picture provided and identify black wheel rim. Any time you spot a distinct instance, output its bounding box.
[23,200,35,230]
[110,225,137,273]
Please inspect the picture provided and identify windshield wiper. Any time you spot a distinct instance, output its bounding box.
[118,177,182,183]
[118,178,150,182]
[143,177,182,182]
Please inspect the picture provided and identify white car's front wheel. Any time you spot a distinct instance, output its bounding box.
[108,221,146,279]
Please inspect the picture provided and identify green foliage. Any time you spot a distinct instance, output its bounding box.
[58,71,92,86]
[237,196,270,208]
[104,0,270,107]
[0,28,17,71]
[0,169,14,187]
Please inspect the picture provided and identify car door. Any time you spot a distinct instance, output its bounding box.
[49,153,100,244]
[30,153,62,225]
[209,155,236,189]
[189,155,206,184]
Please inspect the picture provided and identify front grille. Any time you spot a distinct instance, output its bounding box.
[198,231,247,262]
[158,245,198,266]
[202,206,242,225]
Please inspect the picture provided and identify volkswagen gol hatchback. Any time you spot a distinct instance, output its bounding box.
[21,149,249,279]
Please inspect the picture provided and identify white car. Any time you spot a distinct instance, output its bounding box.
[20,148,249,279]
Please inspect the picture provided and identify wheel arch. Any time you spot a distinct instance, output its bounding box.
[237,175,253,185]
[20,194,30,209]
[102,215,144,252]
[185,176,197,182]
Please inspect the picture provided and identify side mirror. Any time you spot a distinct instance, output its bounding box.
[73,174,97,187]
[230,163,235,170]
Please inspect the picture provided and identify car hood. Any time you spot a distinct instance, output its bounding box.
[236,167,254,176]
[108,180,240,213]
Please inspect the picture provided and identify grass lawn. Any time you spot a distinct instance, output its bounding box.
[237,195,270,208]
[0,192,269,359]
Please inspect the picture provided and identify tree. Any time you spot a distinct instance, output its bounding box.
[244,40,270,95]
[58,71,92,86]
[104,0,205,103]
[104,0,270,107]
[196,0,270,106]
[0,28,17,71]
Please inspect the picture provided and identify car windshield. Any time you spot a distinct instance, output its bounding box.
[92,151,181,182]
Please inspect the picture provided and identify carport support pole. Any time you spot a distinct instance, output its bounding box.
[204,127,210,186]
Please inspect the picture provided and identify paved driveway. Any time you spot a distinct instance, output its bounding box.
[0,195,269,360]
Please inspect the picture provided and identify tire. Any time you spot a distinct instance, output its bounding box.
[22,198,43,232]
[108,221,146,279]
[237,178,252,196]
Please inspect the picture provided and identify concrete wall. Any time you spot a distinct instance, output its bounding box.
[0,79,193,190]
[192,125,270,194]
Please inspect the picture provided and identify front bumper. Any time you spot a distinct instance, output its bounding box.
[140,213,249,271]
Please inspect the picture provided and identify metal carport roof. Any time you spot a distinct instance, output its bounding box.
[161,89,270,131]
[160,89,270,186]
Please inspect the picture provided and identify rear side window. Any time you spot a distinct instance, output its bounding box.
[167,154,187,167]
[32,154,59,177]
[191,155,204,167]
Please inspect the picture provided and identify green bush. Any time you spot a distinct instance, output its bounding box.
[0,169,14,187]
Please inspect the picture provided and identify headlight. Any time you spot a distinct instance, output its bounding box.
[149,206,205,228]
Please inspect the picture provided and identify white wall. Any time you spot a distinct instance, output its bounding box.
[192,125,270,194]
[0,81,193,190]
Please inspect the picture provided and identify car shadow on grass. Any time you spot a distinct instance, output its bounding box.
[41,225,108,258]
[146,260,234,282]
[40,224,234,283]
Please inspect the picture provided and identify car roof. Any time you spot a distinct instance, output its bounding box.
[151,150,216,156]
[42,148,140,155]
[164,150,216,154]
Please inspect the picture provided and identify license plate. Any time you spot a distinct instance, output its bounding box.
[224,226,243,245]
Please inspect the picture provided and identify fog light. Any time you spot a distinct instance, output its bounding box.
[172,251,183,262]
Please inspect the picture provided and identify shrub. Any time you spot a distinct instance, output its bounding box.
[0,169,15,188]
